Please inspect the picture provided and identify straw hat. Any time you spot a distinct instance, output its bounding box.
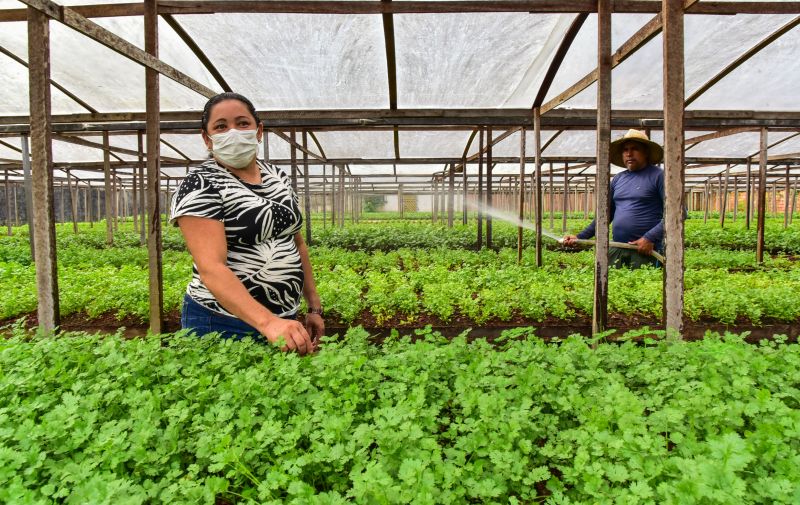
[609,129,663,168]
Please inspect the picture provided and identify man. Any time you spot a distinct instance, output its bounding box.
[563,129,667,269]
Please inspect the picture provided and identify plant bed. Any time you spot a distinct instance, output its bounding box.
[4,310,798,344]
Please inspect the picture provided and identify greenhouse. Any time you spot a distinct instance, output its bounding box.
[1,0,799,503]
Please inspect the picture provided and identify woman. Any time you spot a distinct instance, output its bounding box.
[170,92,323,355]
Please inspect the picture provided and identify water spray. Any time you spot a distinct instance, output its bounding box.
[467,201,667,264]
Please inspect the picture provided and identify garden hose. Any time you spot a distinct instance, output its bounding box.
[559,237,667,264]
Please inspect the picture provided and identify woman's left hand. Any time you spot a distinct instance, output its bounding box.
[305,313,325,348]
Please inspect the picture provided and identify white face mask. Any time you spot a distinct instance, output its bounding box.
[209,128,259,169]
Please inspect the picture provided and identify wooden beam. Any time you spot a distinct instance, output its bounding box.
[2,1,798,21]
[0,43,98,113]
[592,0,611,336]
[686,15,800,106]
[161,13,232,93]
[27,6,60,331]
[268,129,327,163]
[18,0,217,98]
[532,13,588,108]
[684,127,758,145]
[53,133,186,164]
[145,0,164,333]
[542,0,700,114]
[4,108,800,130]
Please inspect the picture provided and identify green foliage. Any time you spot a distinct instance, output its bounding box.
[1,329,798,504]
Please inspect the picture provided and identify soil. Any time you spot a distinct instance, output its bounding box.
[2,310,797,344]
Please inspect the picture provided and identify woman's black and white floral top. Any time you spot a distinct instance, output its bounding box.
[170,159,304,317]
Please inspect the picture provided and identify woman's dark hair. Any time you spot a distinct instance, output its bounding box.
[201,92,260,133]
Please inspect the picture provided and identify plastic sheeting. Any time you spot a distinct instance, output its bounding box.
[0,0,798,182]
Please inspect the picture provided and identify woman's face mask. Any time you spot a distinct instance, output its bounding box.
[209,128,259,169]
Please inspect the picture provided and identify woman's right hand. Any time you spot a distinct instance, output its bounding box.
[260,317,314,355]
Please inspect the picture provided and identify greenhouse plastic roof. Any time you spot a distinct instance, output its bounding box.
[1,0,799,187]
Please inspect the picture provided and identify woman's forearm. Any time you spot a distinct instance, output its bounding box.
[198,263,277,329]
[294,234,321,309]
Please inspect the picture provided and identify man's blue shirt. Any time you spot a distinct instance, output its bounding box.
[577,164,665,249]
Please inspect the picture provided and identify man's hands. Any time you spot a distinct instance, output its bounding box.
[629,237,654,255]
[562,235,579,247]
[260,317,315,355]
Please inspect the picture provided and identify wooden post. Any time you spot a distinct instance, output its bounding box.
[733,176,738,222]
[534,108,543,267]
[290,129,298,193]
[398,183,404,218]
[66,169,78,233]
[790,177,798,225]
[486,127,493,248]
[145,0,163,333]
[137,132,146,244]
[785,165,791,228]
[704,180,709,223]
[102,131,113,244]
[5,171,11,235]
[59,182,65,224]
[583,177,589,219]
[85,182,91,226]
[448,164,455,228]
[772,182,777,215]
[756,128,767,263]
[517,127,526,264]
[562,162,569,232]
[548,163,555,230]
[302,131,312,245]
[321,164,326,228]
[745,159,752,229]
[27,6,59,331]
[720,166,729,228]
[21,136,35,257]
[432,178,438,223]
[462,155,468,225]
[592,0,611,336]
[477,128,484,249]
[662,0,686,335]
[13,182,19,227]
[132,149,139,234]
[338,165,345,228]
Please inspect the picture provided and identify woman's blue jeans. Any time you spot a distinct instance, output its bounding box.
[181,294,296,341]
